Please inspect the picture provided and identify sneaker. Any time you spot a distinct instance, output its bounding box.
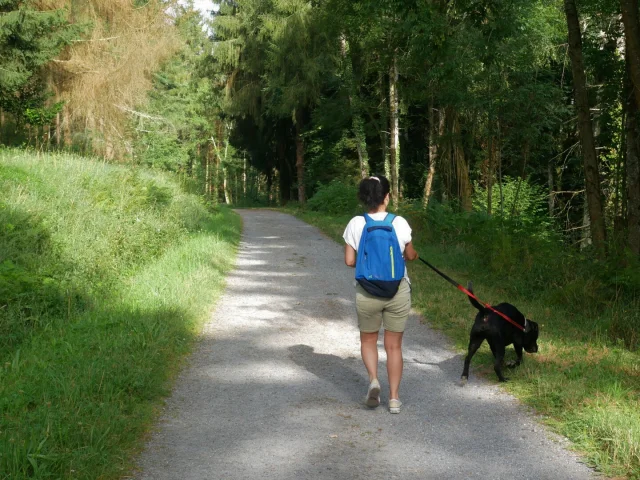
[365,379,381,408]
[389,398,402,414]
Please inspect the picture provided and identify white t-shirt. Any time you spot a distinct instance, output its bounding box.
[343,212,412,281]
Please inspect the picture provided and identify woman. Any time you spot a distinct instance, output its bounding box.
[343,175,418,414]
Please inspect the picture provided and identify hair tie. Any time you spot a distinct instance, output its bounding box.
[369,176,380,182]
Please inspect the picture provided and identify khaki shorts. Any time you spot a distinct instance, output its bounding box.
[355,279,411,333]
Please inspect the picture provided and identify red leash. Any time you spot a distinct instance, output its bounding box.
[418,257,526,332]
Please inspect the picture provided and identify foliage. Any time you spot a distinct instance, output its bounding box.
[0,1,83,123]
[0,149,241,478]
[306,179,359,215]
[472,176,552,233]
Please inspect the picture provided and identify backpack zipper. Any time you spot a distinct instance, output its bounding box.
[390,246,395,278]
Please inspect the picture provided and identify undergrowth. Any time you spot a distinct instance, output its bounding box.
[285,179,640,479]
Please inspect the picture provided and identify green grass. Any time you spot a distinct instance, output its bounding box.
[286,207,640,479]
[0,149,241,479]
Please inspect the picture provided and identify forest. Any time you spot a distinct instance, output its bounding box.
[0,0,636,238]
[2,0,640,337]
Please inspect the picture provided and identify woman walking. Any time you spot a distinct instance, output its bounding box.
[343,175,418,413]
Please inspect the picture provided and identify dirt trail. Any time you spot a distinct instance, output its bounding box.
[134,210,594,480]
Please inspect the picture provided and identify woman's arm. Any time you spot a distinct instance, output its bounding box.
[404,241,419,261]
[344,244,356,267]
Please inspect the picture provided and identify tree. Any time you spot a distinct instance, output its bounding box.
[0,0,81,126]
[621,0,640,111]
[563,0,607,255]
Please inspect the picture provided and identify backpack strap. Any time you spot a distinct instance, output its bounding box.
[363,212,398,226]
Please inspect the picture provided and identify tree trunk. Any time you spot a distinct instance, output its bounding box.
[423,101,441,209]
[223,167,231,204]
[548,159,556,217]
[55,110,61,148]
[487,135,494,216]
[452,113,472,211]
[0,109,4,145]
[389,53,400,206]
[581,199,592,249]
[379,71,390,178]
[354,115,369,179]
[204,144,210,199]
[63,104,72,149]
[497,121,505,215]
[621,0,640,111]
[341,35,369,178]
[213,144,219,203]
[277,138,291,204]
[625,61,640,254]
[564,0,607,255]
[295,110,306,204]
[243,155,247,198]
[511,143,529,217]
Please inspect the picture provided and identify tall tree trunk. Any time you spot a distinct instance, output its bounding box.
[223,167,231,204]
[295,109,306,204]
[379,71,390,178]
[354,115,369,179]
[341,35,369,178]
[277,138,291,204]
[487,135,494,216]
[511,143,529,217]
[224,128,231,204]
[621,0,640,110]
[63,104,72,149]
[548,159,556,217]
[389,53,400,206]
[55,110,61,148]
[243,155,247,198]
[625,61,640,254]
[581,199,592,249]
[423,101,442,209]
[203,144,210,199]
[564,0,607,255]
[0,108,4,144]
[497,121,505,215]
[213,143,219,203]
[452,113,472,211]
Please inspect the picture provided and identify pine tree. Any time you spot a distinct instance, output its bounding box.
[0,0,82,125]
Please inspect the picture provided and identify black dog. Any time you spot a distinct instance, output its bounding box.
[460,282,539,384]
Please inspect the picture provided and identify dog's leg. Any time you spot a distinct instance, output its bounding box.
[460,335,484,386]
[489,340,508,382]
[507,344,523,369]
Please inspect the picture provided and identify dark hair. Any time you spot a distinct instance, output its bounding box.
[358,175,391,210]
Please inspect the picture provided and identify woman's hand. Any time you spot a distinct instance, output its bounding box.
[404,242,418,261]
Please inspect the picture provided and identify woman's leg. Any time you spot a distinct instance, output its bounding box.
[360,331,379,381]
[384,330,404,399]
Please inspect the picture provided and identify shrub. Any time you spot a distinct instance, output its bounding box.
[307,179,360,215]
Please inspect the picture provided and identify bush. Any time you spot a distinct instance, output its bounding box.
[306,179,360,215]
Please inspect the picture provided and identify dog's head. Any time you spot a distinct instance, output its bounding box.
[523,319,539,353]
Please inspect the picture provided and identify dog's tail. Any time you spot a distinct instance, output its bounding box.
[467,281,487,313]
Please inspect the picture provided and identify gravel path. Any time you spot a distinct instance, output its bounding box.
[134,210,595,480]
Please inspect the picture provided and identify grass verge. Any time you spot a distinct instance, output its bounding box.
[0,149,241,479]
[285,207,640,480]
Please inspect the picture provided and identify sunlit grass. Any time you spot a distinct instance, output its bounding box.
[0,149,241,479]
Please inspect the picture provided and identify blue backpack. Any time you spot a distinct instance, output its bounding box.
[355,213,405,298]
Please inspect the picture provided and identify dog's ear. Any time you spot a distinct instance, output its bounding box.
[467,281,473,293]
[524,318,533,333]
